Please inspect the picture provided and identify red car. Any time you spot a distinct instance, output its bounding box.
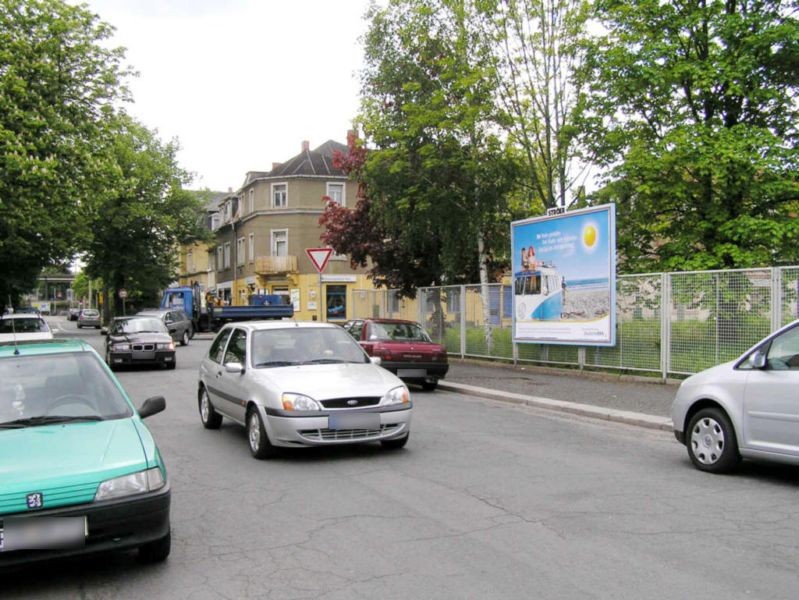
[345,319,448,390]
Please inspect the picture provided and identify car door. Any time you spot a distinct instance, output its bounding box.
[201,328,234,417]
[742,324,799,456]
[215,328,249,424]
[164,311,180,342]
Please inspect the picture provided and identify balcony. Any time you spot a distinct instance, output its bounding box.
[255,255,297,275]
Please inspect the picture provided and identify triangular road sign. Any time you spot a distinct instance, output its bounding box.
[306,247,334,273]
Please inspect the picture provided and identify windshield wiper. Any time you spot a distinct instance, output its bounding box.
[0,415,105,428]
[302,358,345,365]
[254,360,298,367]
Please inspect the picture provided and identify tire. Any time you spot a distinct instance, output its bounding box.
[77,324,82,329]
[686,408,741,473]
[422,380,438,391]
[381,432,409,450]
[105,348,116,371]
[188,325,195,340]
[166,361,176,370]
[247,407,279,459]
[137,531,171,563]
[199,387,222,429]
[180,330,189,346]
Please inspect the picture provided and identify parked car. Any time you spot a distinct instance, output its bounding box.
[345,318,449,390]
[77,309,101,329]
[0,314,54,343]
[68,307,81,321]
[198,322,412,459]
[0,338,170,567]
[137,309,193,346]
[672,319,799,473]
[103,316,176,371]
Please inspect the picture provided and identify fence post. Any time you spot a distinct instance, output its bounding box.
[460,285,466,359]
[578,347,585,370]
[660,272,670,381]
[771,267,782,332]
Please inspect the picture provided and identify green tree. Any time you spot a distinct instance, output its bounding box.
[83,115,208,318]
[0,0,129,309]
[580,0,799,273]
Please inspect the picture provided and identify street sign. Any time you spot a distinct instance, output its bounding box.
[118,288,128,299]
[305,248,333,274]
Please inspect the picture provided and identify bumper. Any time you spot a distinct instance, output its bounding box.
[674,429,685,444]
[264,404,412,447]
[109,351,176,367]
[0,484,170,568]
[78,320,101,328]
[382,362,449,382]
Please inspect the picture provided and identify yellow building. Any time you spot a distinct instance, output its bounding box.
[187,139,377,323]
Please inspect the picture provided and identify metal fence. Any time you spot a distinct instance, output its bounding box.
[351,266,799,378]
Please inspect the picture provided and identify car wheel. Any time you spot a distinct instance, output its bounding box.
[381,432,409,450]
[77,324,82,329]
[686,408,741,473]
[199,387,222,429]
[137,531,171,563]
[188,325,195,340]
[166,361,176,370]
[422,380,438,391]
[180,330,189,346]
[247,407,278,459]
[105,348,116,371]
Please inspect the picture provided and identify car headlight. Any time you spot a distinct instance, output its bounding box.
[94,467,166,501]
[157,342,175,350]
[380,385,410,406]
[113,343,130,351]
[281,393,322,411]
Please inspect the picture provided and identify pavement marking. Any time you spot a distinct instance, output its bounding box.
[438,381,673,432]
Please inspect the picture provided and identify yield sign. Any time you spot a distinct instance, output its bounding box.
[306,247,333,273]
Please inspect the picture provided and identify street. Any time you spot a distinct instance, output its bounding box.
[5,317,799,599]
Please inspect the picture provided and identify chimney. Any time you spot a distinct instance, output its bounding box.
[272,162,282,171]
[301,140,310,152]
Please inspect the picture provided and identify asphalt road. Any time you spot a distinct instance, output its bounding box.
[6,317,799,599]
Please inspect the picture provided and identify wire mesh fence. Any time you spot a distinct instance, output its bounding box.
[351,266,798,377]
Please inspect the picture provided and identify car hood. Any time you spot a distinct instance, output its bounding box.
[254,362,404,399]
[0,419,148,509]
[110,332,171,344]
[680,359,737,388]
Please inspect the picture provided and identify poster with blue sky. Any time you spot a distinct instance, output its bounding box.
[511,204,616,346]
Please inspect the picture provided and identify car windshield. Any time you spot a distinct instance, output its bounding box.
[0,352,133,426]
[112,318,166,334]
[82,310,99,317]
[0,318,48,334]
[369,322,431,342]
[252,327,369,367]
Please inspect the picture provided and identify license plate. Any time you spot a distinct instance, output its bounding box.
[328,412,380,430]
[0,516,86,552]
[398,369,426,378]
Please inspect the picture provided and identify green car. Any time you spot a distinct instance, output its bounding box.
[0,339,170,567]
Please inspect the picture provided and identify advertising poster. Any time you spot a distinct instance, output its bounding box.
[511,204,616,346]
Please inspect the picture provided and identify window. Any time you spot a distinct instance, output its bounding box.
[216,247,224,271]
[272,183,287,208]
[271,230,287,257]
[187,251,194,273]
[237,237,245,266]
[209,329,233,364]
[224,242,231,269]
[210,213,220,231]
[248,233,255,262]
[223,329,247,365]
[326,285,347,320]
[326,182,345,206]
[248,189,255,214]
[766,326,799,370]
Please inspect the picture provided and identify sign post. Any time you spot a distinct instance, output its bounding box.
[305,248,333,322]
[119,288,128,316]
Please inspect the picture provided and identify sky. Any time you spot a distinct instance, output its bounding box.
[82,0,372,192]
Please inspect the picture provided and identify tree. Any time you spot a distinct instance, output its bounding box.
[0,0,129,309]
[83,115,208,318]
[579,0,799,273]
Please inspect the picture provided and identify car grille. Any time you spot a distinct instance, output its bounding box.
[299,423,400,441]
[320,396,381,409]
[0,482,98,516]
[132,343,155,351]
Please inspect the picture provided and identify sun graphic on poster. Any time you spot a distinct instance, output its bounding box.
[582,223,598,253]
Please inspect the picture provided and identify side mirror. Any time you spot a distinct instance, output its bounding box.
[749,350,767,369]
[225,362,244,374]
[370,356,382,366]
[139,395,166,419]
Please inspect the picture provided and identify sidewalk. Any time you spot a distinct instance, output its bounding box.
[441,359,678,431]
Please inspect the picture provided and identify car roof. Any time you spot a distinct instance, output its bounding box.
[224,320,340,332]
[363,318,419,325]
[0,338,93,358]
[0,313,45,320]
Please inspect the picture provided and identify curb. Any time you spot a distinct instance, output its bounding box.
[438,381,673,432]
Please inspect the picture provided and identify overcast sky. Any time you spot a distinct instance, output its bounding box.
[83,0,371,192]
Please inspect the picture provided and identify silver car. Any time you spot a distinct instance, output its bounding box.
[198,322,412,459]
[672,319,799,473]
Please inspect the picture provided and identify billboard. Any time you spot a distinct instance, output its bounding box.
[511,204,616,346]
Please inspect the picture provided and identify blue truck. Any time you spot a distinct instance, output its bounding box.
[160,283,293,332]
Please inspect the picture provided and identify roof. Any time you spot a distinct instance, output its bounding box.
[223,320,339,332]
[267,140,349,178]
[0,338,93,357]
